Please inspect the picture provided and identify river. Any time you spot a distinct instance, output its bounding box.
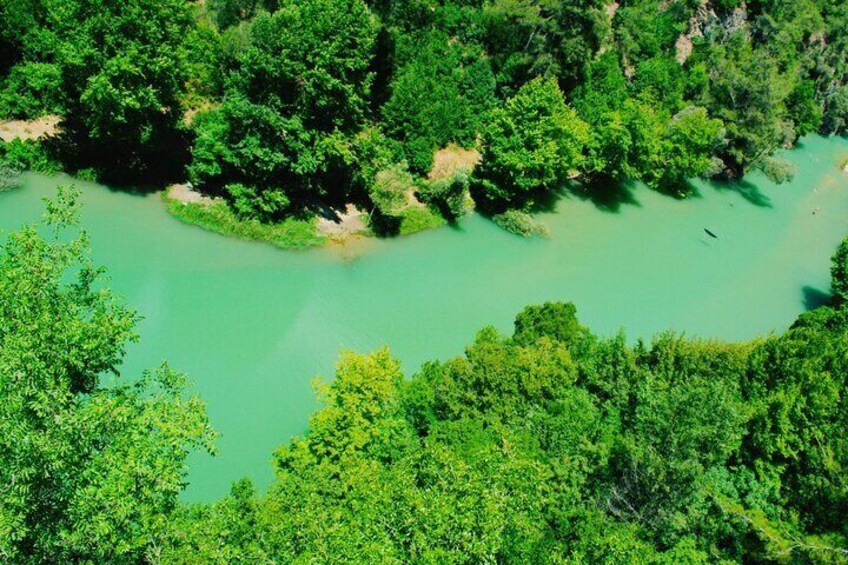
[1,135,847,501]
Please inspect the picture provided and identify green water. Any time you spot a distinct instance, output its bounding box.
[2,135,847,501]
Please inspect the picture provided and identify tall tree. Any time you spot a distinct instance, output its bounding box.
[46,0,194,178]
[189,0,378,218]
[0,187,214,562]
[473,76,588,210]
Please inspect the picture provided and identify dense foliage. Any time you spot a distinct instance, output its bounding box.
[0,188,214,562]
[473,77,588,211]
[1,192,848,562]
[188,0,378,218]
[2,0,846,231]
[155,255,848,563]
[156,241,848,563]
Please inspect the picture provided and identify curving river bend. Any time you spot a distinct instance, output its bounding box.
[2,135,847,501]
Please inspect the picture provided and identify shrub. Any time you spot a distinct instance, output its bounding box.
[491,210,549,238]
[417,167,470,220]
[474,77,588,211]
[0,62,63,119]
[0,139,59,174]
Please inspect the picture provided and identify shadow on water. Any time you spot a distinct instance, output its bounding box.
[531,178,641,215]
[573,178,641,213]
[802,285,832,311]
[709,177,773,208]
[446,220,467,233]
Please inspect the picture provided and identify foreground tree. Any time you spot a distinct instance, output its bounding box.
[0,187,214,562]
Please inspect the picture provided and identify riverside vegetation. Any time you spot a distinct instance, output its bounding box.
[2,185,848,563]
[1,0,847,242]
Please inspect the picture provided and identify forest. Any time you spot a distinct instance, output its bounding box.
[1,0,847,236]
[2,0,848,562]
[1,187,847,563]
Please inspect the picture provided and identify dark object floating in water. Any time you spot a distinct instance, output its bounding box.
[704,228,718,239]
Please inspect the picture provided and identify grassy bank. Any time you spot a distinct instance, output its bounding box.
[163,189,454,250]
[163,194,325,250]
[398,205,447,236]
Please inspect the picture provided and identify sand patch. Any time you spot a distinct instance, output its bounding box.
[316,204,368,240]
[429,144,481,180]
[167,183,216,205]
[0,115,61,142]
[675,34,694,64]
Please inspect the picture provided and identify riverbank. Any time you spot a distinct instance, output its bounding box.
[159,145,475,249]
[162,183,448,250]
[162,187,326,250]
[0,117,453,249]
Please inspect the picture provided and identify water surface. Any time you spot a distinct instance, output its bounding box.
[2,135,847,501]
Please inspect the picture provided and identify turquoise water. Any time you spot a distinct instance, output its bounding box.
[1,135,847,501]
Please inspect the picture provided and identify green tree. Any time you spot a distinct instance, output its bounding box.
[649,106,725,194]
[208,0,277,30]
[0,187,214,562]
[418,167,471,220]
[697,30,796,181]
[743,305,848,537]
[576,54,724,194]
[0,0,45,76]
[382,31,496,173]
[830,236,848,307]
[189,0,378,215]
[483,0,608,90]
[45,0,194,178]
[368,162,413,219]
[474,77,588,210]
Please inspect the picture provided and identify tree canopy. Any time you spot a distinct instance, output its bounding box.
[158,236,848,563]
[2,0,845,233]
[0,188,214,562]
[2,191,848,562]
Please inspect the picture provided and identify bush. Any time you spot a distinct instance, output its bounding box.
[225,182,290,221]
[398,205,446,236]
[0,62,63,119]
[369,163,414,218]
[417,167,470,220]
[0,139,59,174]
[382,31,496,174]
[474,77,588,211]
[0,164,21,191]
[491,210,549,238]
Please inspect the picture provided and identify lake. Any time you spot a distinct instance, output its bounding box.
[1,135,847,501]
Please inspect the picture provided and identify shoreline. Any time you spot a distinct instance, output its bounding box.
[161,184,445,251]
[6,119,847,254]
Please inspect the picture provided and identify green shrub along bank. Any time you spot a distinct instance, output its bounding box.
[1,0,847,237]
[163,193,325,250]
[3,189,848,563]
[0,139,60,175]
